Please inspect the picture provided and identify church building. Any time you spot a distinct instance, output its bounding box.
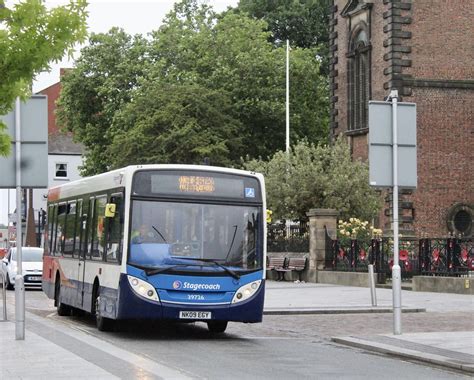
[329,0,473,237]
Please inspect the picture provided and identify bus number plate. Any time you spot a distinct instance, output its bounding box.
[179,311,211,320]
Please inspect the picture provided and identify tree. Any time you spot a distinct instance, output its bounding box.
[150,0,329,157]
[56,28,149,175]
[58,0,329,174]
[237,0,330,48]
[236,0,331,73]
[147,3,292,159]
[0,0,87,156]
[243,138,381,221]
[108,82,244,168]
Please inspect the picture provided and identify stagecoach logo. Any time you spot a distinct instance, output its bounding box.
[172,281,221,291]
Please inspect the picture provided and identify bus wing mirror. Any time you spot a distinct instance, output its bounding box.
[105,203,116,218]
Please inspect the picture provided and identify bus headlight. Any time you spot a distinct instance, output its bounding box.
[127,275,160,302]
[231,280,262,304]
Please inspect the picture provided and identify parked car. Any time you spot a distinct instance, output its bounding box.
[0,247,43,290]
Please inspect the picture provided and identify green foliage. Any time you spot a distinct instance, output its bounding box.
[236,0,330,73]
[108,82,243,168]
[56,28,149,175]
[243,138,382,221]
[58,0,329,174]
[148,1,329,158]
[0,0,87,156]
[237,0,330,48]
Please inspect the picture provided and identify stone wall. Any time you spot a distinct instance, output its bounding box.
[412,276,474,295]
[318,270,377,287]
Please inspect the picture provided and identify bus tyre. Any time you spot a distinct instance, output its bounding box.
[95,294,114,332]
[207,321,228,333]
[55,280,71,316]
[5,274,14,290]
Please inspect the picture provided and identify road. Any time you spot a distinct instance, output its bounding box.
[3,288,472,379]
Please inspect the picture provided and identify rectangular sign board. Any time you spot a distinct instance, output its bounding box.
[369,101,417,188]
[0,95,48,188]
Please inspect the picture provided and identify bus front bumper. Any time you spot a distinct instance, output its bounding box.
[116,275,265,323]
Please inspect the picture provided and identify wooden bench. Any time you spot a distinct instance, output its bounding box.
[267,257,289,281]
[267,257,308,281]
[286,257,308,282]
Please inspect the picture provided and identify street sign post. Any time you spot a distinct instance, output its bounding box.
[0,95,48,341]
[369,99,417,188]
[0,95,48,188]
[369,92,417,335]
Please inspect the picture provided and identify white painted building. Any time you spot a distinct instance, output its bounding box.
[33,132,84,212]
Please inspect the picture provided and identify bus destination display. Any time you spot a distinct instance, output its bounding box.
[133,170,261,201]
[178,176,215,193]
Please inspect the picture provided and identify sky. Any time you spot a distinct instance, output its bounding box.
[34,0,239,92]
[0,0,239,226]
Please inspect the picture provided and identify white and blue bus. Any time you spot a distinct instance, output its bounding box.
[43,165,266,332]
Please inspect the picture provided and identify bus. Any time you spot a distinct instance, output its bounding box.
[42,165,266,332]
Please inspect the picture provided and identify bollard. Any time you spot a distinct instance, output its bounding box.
[392,264,402,335]
[15,275,25,339]
[368,264,377,307]
[1,271,7,321]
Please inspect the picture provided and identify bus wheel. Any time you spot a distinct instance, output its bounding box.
[55,279,71,316]
[207,321,228,333]
[94,293,115,332]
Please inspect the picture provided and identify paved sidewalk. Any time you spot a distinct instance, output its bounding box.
[264,281,474,374]
[263,280,473,313]
[332,331,474,374]
[0,320,118,380]
[0,311,192,379]
[0,280,473,377]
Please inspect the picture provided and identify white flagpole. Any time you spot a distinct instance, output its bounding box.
[286,39,290,154]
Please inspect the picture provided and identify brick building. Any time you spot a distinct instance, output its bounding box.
[329,0,473,237]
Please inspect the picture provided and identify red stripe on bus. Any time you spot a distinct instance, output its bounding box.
[48,187,61,201]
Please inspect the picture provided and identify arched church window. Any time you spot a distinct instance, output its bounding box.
[348,26,370,131]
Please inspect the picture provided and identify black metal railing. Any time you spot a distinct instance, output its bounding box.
[325,236,473,279]
[267,221,309,252]
[419,238,474,276]
[327,236,384,273]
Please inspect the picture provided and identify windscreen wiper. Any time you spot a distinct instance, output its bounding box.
[130,263,191,276]
[172,257,241,280]
[152,225,167,243]
[224,225,238,263]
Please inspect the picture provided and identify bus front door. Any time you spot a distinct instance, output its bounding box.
[78,245,87,309]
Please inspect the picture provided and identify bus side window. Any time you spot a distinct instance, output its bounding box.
[72,200,82,258]
[47,204,56,255]
[86,198,95,260]
[56,204,67,255]
[63,202,76,256]
[80,200,90,259]
[106,194,124,264]
[91,196,107,261]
